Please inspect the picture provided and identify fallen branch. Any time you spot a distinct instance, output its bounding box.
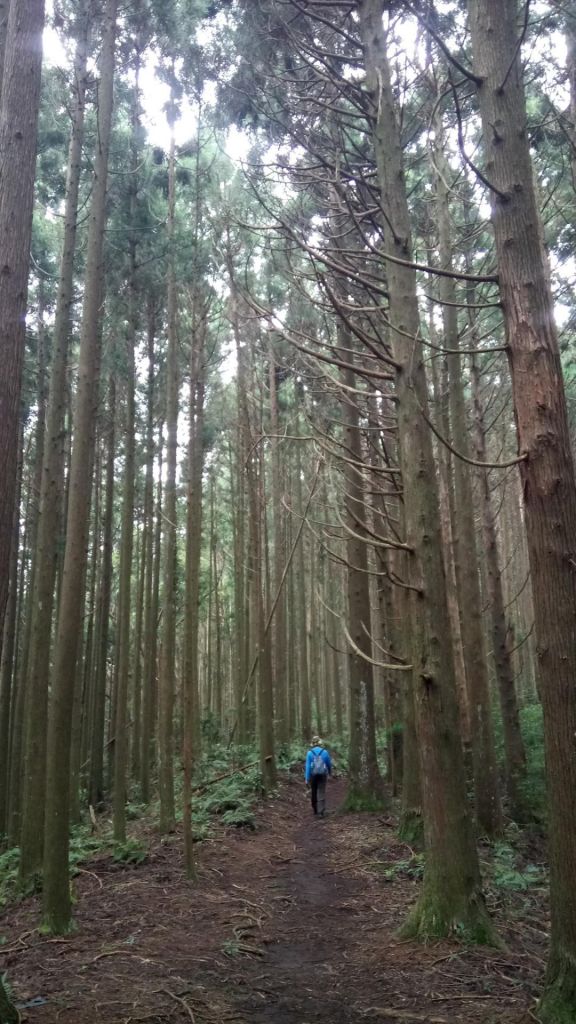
[192,760,260,798]
[0,931,34,957]
[75,867,103,889]
[160,988,196,1023]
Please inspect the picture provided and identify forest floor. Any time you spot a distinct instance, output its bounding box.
[0,775,548,1024]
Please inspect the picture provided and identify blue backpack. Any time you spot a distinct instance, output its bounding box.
[311,749,327,777]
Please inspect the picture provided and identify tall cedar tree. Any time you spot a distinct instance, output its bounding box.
[467,0,576,1015]
[19,7,89,881]
[431,115,502,837]
[158,86,178,834]
[0,0,45,633]
[358,0,493,941]
[42,0,118,934]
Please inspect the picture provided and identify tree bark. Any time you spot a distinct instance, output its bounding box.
[113,83,139,840]
[431,120,502,837]
[139,303,157,803]
[158,106,178,834]
[0,424,22,839]
[268,341,289,745]
[337,318,383,810]
[183,294,207,877]
[429,344,470,745]
[19,11,89,879]
[0,0,45,636]
[470,356,527,819]
[358,0,492,942]
[468,0,576,1008]
[42,0,117,934]
[89,377,115,809]
[294,432,312,743]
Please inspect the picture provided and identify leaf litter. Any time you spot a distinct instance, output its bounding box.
[0,776,545,1023]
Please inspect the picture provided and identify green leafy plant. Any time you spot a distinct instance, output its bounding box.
[518,704,546,821]
[0,973,18,1024]
[126,800,147,822]
[221,938,241,957]
[69,828,105,874]
[194,745,263,831]
[221,803,255,829]
[377,854,424,882]
[0,848,19,906]
[490,842,545,892]
[112,838,147,865]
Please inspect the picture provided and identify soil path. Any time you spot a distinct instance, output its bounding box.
[1,775,543,1023]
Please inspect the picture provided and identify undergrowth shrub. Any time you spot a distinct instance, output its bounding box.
[277,740,307,771]
[490,842,545,892]
[194,751,262,831]
[112,838,147,865]
[0,973,18,1024]
[492,700,545,821]
[0,848,20,907]
[69,828,104,873]
[376,853,424,882]
[518,704,545,821]
[0,741,305,909]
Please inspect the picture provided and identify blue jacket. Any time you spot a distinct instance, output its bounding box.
[305,746,332,783]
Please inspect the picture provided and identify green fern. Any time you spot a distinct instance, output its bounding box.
[112,838,147,865]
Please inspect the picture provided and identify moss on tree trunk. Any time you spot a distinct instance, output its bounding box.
[399,885,497,946]
[538,950,576,1024]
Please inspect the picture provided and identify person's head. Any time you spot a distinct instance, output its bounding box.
[311,735,323,747]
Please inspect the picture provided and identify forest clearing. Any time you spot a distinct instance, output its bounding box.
[1,0,576,1022]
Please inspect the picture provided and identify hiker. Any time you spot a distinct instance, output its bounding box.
[305,736,332,817]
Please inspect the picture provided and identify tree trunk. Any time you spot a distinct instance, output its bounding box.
[132,521,145,781]
[240,336,276,792]
[250,451,276,793]
[158,106,178,834]
[470,356,527,820]
[431,121,501,837]
[268,342,289,746]
[0,427,22,839]
[70,500,96,825]
[358,0,492,942]
[0,0,45,635]
[468,0,576,1007]
[336,316,383,810]
[19,12,89,877]
[183,297,207,877]
[429,344,470,745]
[229,285,251,744]
[140,303,157,803]
[113,142,138,844]
[308,541,323,737]
[42,0,117,934]
[89,377,115,809]
[294,434,312,743]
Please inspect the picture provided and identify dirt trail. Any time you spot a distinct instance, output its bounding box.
[231,776,363,1023]
[1,775,542,1023]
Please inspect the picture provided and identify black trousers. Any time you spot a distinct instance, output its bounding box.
[310,775,327,815]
